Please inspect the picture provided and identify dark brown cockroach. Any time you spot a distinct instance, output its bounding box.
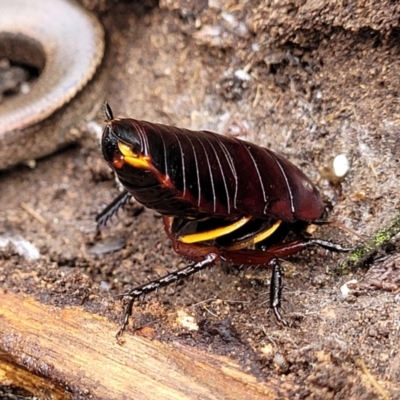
[98,104,350,336]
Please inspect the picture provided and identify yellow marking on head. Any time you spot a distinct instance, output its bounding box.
[179,216,251,244]
[118,142,151,169]
[118,142,136,157]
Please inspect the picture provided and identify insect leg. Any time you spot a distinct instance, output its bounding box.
[305,238,353,252]
[269,260,291,327]
[249,238,351,261]
[95,190,132,232]
[116,253,219,337]
[217,247,291,326]
[218,238,351,326]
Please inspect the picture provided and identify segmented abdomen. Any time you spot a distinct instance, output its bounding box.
[129,120,323,222]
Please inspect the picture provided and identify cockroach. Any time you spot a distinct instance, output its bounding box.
[98,103,350,336]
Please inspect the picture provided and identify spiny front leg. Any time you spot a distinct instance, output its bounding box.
[116,253,219,338]
[96,190,132,233]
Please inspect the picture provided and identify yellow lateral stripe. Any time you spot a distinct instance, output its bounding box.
[227,219,282,251]
[179,216,251,244]
[252,220,282,244]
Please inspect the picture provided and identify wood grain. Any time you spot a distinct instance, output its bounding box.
[0,289,278,399]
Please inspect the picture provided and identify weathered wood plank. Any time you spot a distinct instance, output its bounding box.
[0,289,278,399]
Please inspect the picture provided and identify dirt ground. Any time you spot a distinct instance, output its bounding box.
[1,1,400,398]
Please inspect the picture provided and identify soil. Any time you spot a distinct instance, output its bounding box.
[1,1,400,399]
